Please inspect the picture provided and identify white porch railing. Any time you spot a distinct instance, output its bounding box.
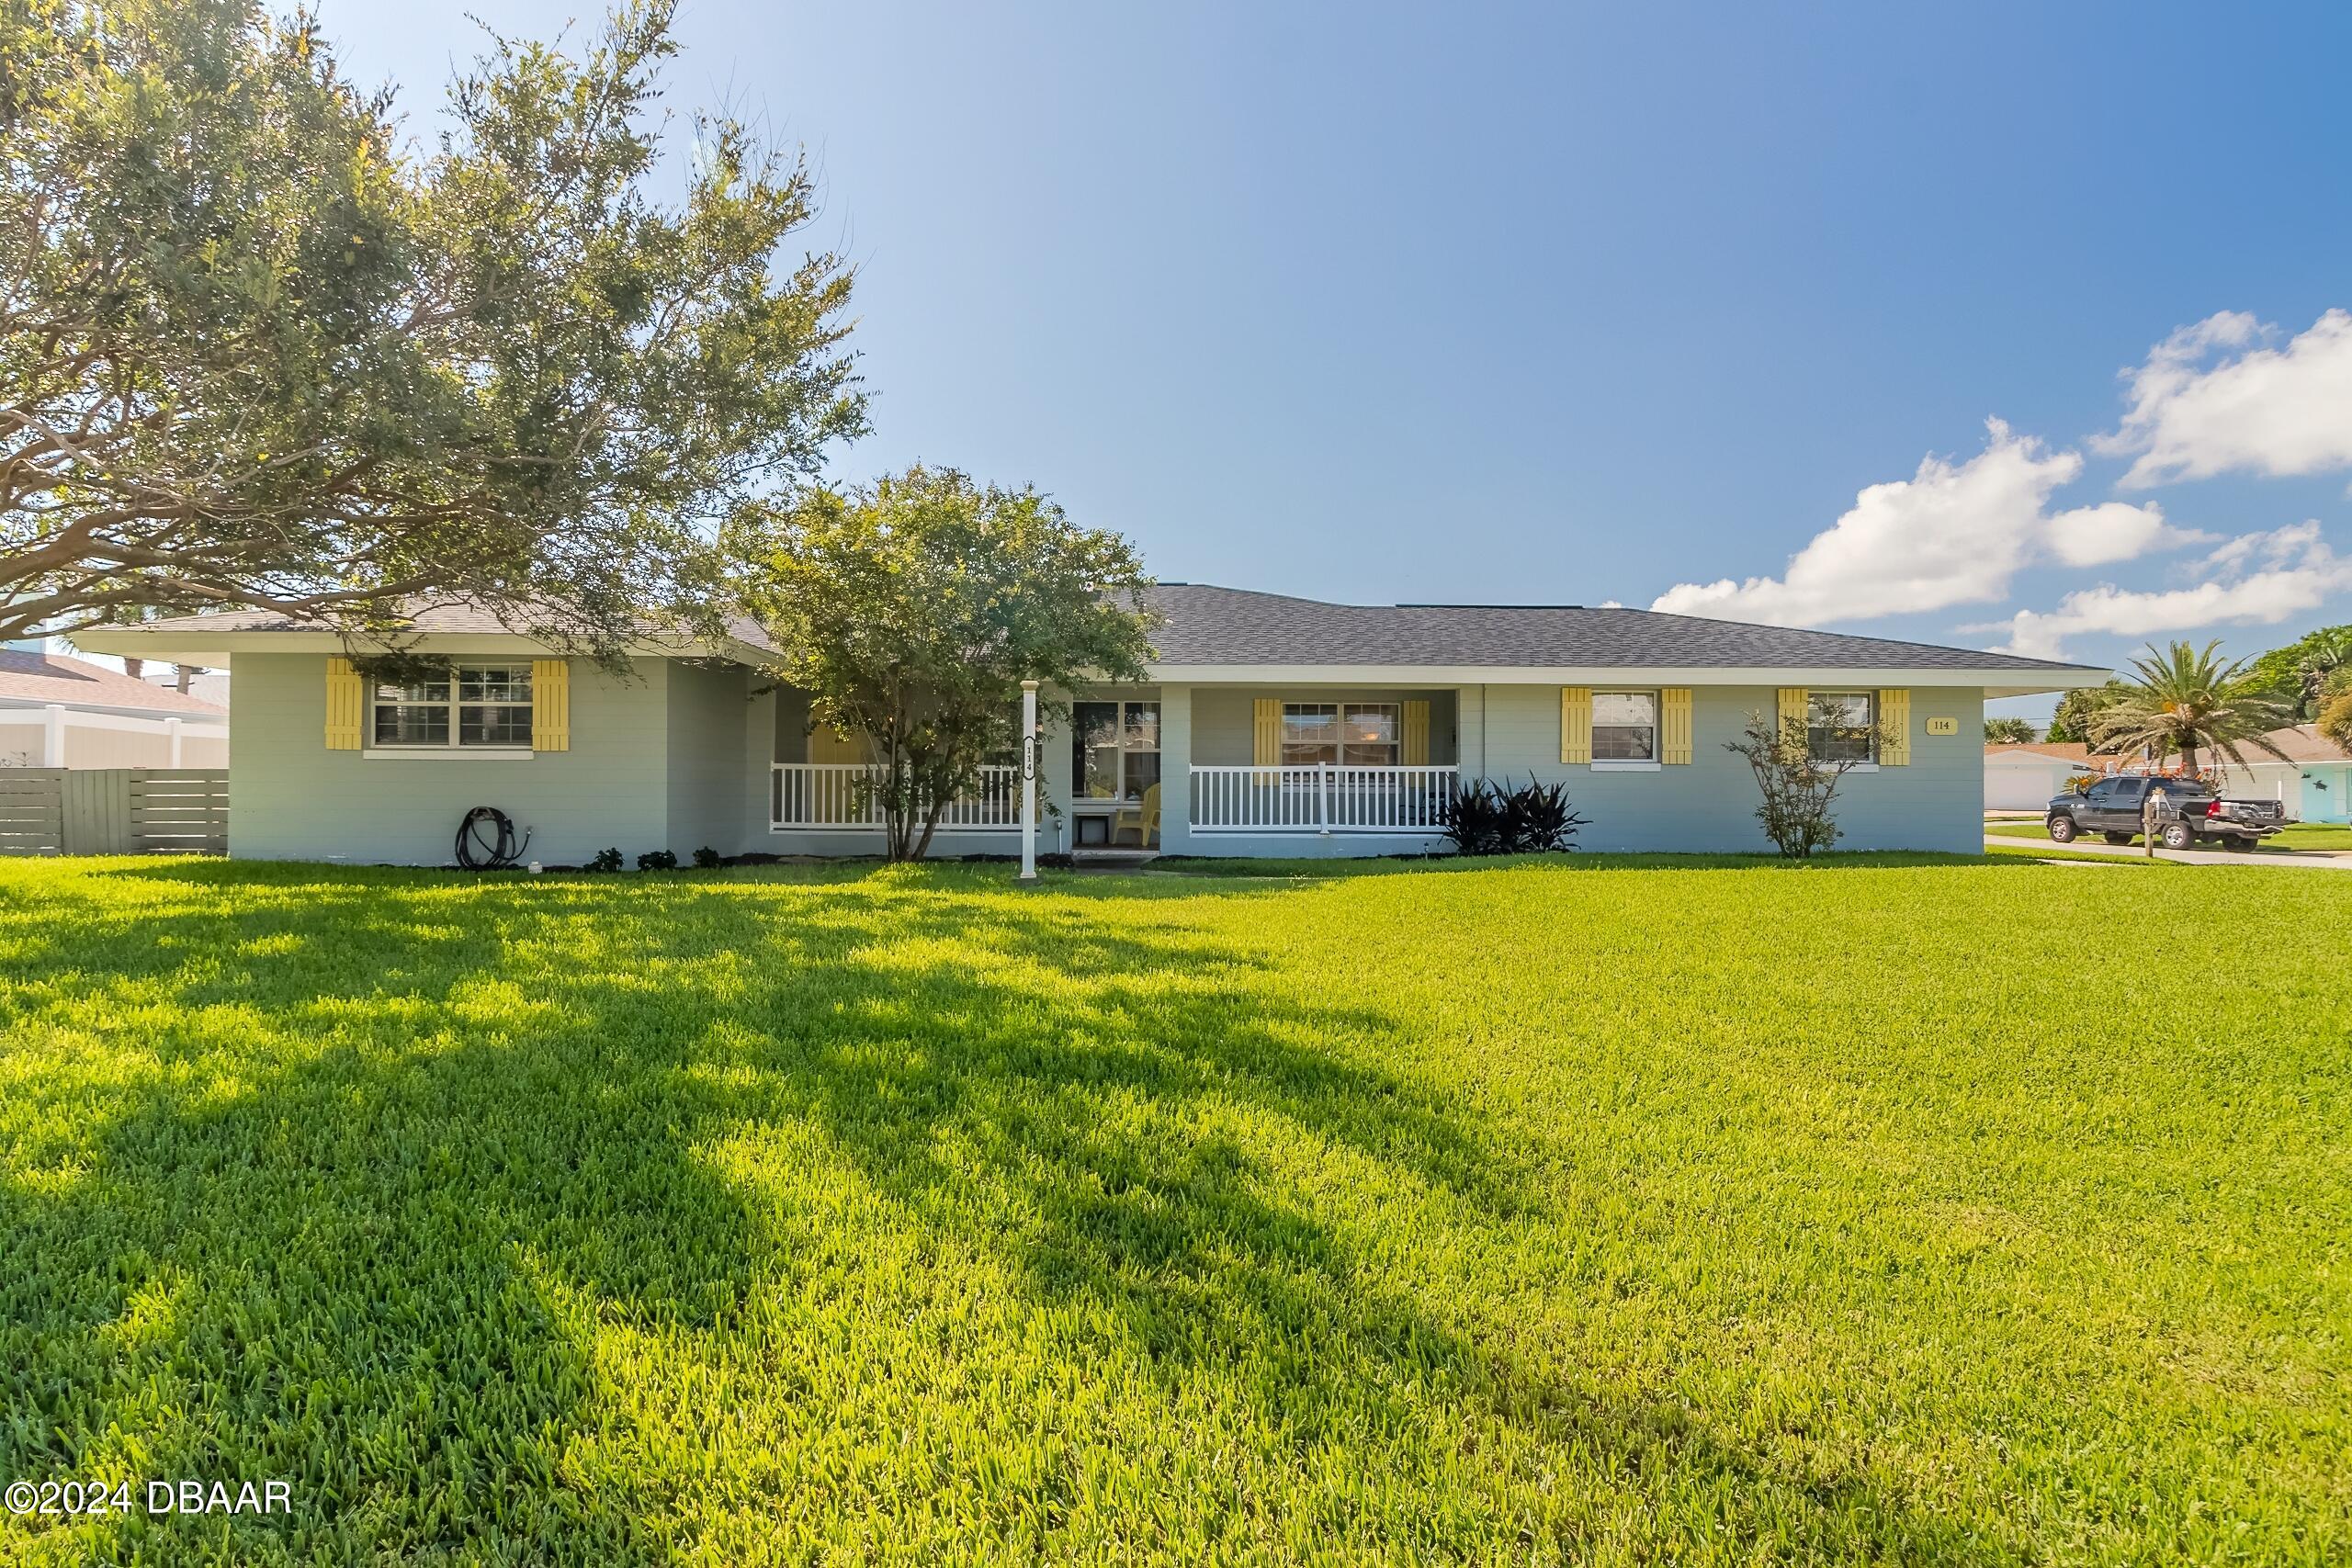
[1190,764,1457,834]
[771,762,1022,831]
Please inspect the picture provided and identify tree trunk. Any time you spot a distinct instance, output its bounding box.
[912,799,946,863]
[122,655,142,680]
[2179,739,2199,776]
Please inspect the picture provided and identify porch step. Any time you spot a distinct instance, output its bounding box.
[1069,847,1160,867]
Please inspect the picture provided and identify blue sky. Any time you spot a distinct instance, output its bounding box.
[319,1,2352,715]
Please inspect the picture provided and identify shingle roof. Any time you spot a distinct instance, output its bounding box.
[2251,724,2352,764]
[1145,583,2097,671]
[0,652,228,714]
[95,603,777,654]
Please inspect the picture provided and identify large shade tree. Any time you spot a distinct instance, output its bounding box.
[2092,640,2293,775]
[2241,625,2352,720]
[2042,679,2129,748]
[0,0,863,657]
[733,466,1157,863]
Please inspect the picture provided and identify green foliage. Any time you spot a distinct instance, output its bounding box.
[2315,666,2352,754]
[1723,705,1865,858]
[2093,640,2294,774]
[0,0,863,658]
[692,845,722,869]
[2239,625,2352,718]
[1983,716,2037,744]
[636,849,677,871]
[733,465,1156,861]
[1437,776,1589,854]
[2,855,2347,1562]
[2041,680,2128,746]
[587,846,623,872]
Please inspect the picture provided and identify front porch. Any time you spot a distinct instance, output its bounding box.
[770,761,1023,832]
[761,682,1466,853]
[1188,764,1457,833]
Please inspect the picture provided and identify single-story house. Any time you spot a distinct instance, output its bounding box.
[2215,726,2352,824]
[72,585,2105,863]
[0,649,230,769]
[1983,740,2098,811]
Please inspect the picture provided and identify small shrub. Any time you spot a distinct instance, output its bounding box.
[1441,776,1588,856]
[1723,707,1865,858]
[692,846,722,869]
[587,847,624,873]
[637,849,679,872]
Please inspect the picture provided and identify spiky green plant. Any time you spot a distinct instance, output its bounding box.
[2092,639,2294,774]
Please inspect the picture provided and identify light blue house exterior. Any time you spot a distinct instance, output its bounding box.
[79,587,2107,864]
[2217,727,2352,825]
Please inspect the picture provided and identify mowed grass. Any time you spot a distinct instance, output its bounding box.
[1985,818,2352,852]
[2,855,2347,1565]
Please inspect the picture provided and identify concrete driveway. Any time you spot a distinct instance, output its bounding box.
[1986,834,2352,870]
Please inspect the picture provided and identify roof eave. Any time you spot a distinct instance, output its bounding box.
[68,626,770,668]
[1147,661,2109,694]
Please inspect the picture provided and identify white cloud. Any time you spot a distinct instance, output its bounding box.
[2098,309,2352,488]
[1968,521,2352,660]
[1649,421,2197,626]
[2044,500,2209,567]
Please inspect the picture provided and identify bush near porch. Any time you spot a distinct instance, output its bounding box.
[2,856,2346,1565]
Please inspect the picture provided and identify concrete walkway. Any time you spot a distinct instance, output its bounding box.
[1986,834,2352,870]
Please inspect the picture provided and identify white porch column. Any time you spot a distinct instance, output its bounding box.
[1455,686,1487,784]
[42,703,65,768]
[165,716,184,766]
[1158,683,1192,854]
[1018,680,1039,881]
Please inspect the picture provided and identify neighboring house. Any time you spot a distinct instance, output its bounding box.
[2215,726,2352,825]
[73,586,2104,863]
[0,650,230,769]
[1984,740,2098,811]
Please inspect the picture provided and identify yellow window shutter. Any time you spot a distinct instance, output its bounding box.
[1559,687,1591,765]
[1660,688,1693,764]
[1878,688,1911,765]
[1401,700,1430,765]
[1252,697,1281,768]
[532,660,571,752]
[1776,688,1809,759]
[324,657,364,750]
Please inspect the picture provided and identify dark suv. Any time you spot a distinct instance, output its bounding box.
[2045,774,2287,850]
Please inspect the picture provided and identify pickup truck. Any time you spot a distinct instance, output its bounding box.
[2044,774,2288,850]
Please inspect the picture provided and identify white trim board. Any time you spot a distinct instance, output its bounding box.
[1151,665,2105,694]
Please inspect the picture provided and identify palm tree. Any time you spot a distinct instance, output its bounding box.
[2093,639,2294,775]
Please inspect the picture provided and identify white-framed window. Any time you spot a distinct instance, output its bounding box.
[1592,691,1657,761]
[1283,702,1397,766]
[373,664,534,748]
[1808,692,1875,764]
[1073,699,1160,800]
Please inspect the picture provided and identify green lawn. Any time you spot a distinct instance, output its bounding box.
[1986,818,2352,851]
[3,855,2347,1564]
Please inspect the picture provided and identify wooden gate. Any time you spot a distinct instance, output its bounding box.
[0,769,228,855]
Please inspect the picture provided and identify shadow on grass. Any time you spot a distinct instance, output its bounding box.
[0,863,2008,1563]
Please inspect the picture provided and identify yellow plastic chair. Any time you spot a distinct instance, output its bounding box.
[1113,782,1160,847]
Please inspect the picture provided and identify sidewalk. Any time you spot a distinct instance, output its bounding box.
[1986,834,2352,870]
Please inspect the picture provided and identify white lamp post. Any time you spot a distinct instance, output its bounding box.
[1018,679,1039,882]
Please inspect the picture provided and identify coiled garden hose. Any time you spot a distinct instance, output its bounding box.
[455,806,531,871]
